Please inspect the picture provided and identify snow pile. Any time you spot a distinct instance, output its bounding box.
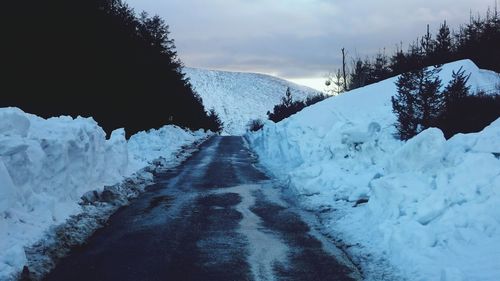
[184,67,321,135]
[0,107,208,280]
[247,60,500,280]
[127,125,206,172]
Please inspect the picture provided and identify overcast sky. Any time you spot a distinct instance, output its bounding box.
[126,0,494,90]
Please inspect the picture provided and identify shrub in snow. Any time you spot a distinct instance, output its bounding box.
[304,93,329,106]
[247,119,264,132]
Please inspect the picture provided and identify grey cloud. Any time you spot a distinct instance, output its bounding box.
[126,0,494,79]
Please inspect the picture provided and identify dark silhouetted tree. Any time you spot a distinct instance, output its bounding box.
[415,67,442,129]
[333,69,346,95]
[392,66,442,140]
[389,46,409,77]
[421,24,435,59]
[434,21,453,63]
[443,66,471,107]
[334,5,499,92]
[392,71,419,140]
[267,88,305,122]
[436,93,500,139]
[368,51,391,84]
[1,0,219,137]
[348,58,370,90]
[206,109,224,133]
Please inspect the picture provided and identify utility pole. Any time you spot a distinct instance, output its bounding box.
[341,48,347,91]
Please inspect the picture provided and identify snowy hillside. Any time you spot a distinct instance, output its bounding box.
[184,67,322,135]
[0,108,208,280]
[247,60,500,281]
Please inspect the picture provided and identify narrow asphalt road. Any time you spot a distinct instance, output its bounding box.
[43,136,359,281]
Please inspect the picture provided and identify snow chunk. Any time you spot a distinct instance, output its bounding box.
[0,108,30,137]
[387,128,446,173]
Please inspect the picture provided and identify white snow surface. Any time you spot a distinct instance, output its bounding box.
[247,60,500,281]
[0,108,208,280]
[184,67,322,135]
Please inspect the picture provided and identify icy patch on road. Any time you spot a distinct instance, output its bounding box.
[215,185,288,281]
[260,182,362,280]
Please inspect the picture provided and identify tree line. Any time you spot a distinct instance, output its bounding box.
[267,88,328,123]
[2,0,222,136]
[328,5,500,93]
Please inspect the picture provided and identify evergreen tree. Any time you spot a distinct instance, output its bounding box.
[333,6,499,93]
[392,70,419,140]
[348,59,369,90]
[139,13,175,56]
[434,67,472,138]
[415,66,442,129]
[389,46,409,75]
[282,87,293,107]
[267,87,307,122]
[434,21,453,61]
[333,69,346,95]
[392,66,442,140]
[206,109,224,133]
[406,40,425,72]
[1,0,219,136]
[368,51,391,83]
[442,66,471,108]
[420,24,435,58]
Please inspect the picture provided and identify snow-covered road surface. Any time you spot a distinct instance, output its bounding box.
[42,136,359,281]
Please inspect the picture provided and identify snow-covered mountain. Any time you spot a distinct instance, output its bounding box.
[184,67,322,135]
[247,59,500,281]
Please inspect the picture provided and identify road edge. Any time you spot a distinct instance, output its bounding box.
[16,136,214,281]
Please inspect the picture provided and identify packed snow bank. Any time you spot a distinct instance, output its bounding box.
[0,107,208,280]
[247,59,500,281]
[184,67,321,135]
[127,125,206,171]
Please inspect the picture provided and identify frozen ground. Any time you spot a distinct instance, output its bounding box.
[0,108,209,280]
[184,67,322,135]
[247,60,500,281]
